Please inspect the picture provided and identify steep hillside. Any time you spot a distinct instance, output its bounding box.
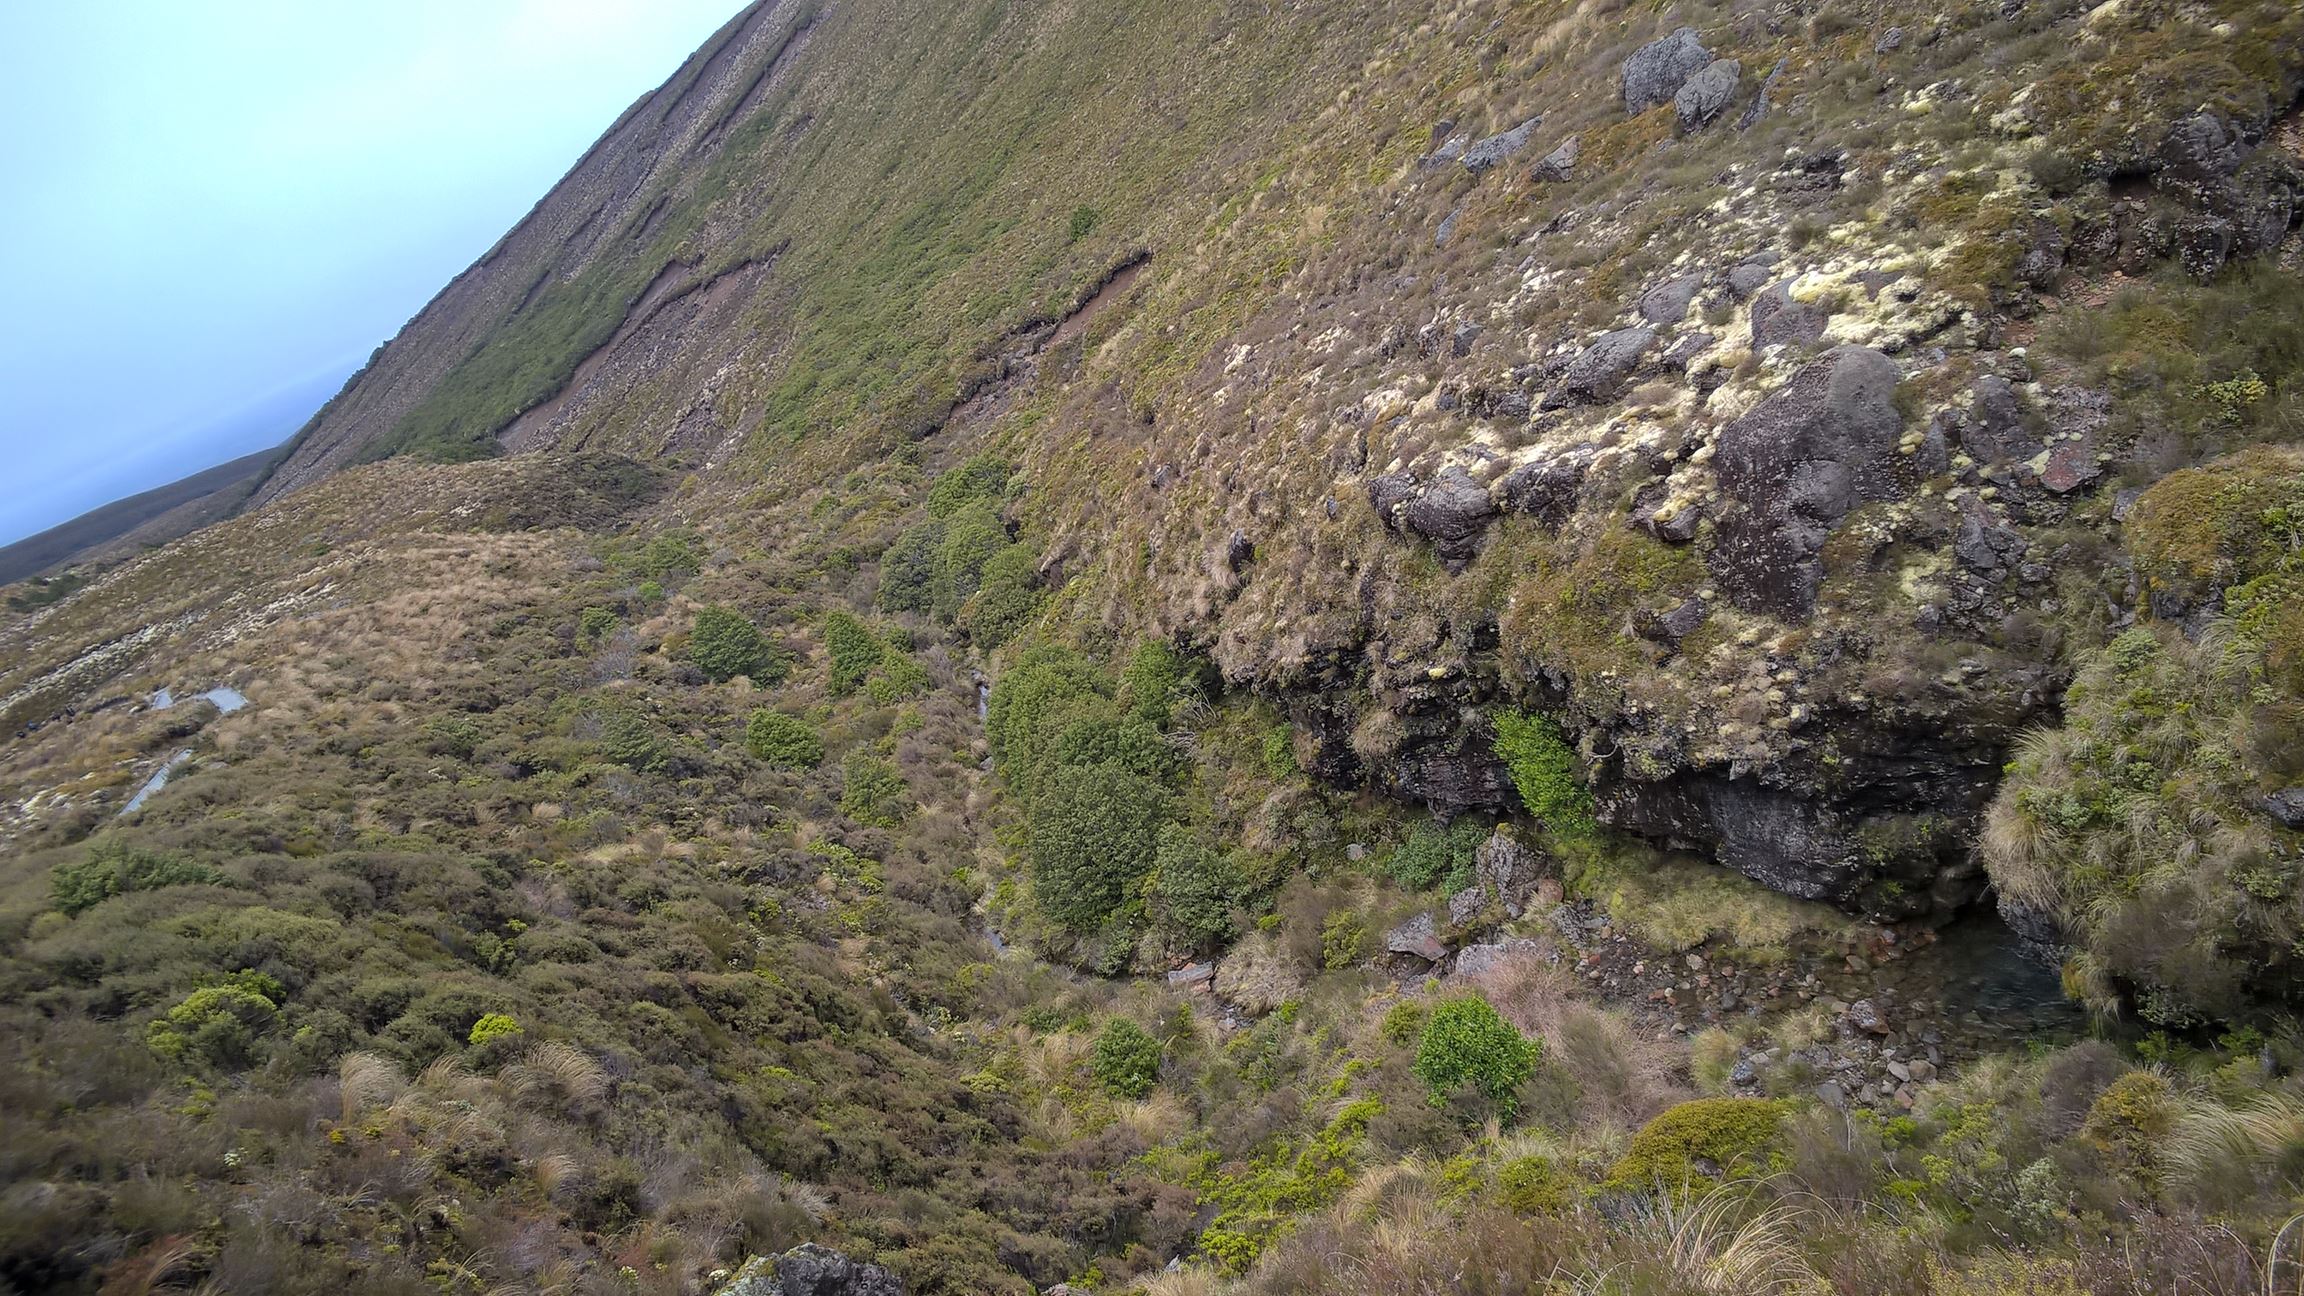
[0,448,275,587]
[10,0,2304,1293]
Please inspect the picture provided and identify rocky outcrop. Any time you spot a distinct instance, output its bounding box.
[714,1245,904,1296]
[1637,275,1704,325]
[1673,59,1740,132]
[1622,27,1712,114]
[1462,116,1542,174]
[1544,327,1656,407]
[1708,346,1912,619]
[1370,466,1499,569]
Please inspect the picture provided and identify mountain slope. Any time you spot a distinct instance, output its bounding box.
[0,448,276,586]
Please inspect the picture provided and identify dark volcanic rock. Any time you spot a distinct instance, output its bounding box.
[714,1245,904,1296]
[1749,281,1829,348]
[1958,374,2038,463]
[1638,274,1705,324]
[1674,59,1741,131]
[1544,326,1657,407]
[1387,912,1450,963]
[1531,135,1579,182]
[1622,27,1712,114]
[1497,447,1597,528]
[1726,252,1779,298]
[1462,116,1542,174]
[1708,346,1910,619]
[2264,788,2304,830]
[1400,466,1499,567]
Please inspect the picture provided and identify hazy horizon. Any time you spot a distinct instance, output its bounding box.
[0,0,745,549]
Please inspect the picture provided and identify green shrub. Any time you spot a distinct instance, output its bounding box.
[932,502,1012,619]
[1414,995,1541,1115]
[1606,1098,1787,1191]
[1493,710,1595,838]
[51,841,222,915]
[688,606,782,684]
[1067,205,1099,242]
[2081,1071,2179,1178]
[838,753,911,827]
[598,710,670,773]
[925,455,1011,519]
[987,645,1115,800]
[745,710,824,769]
[468,1012,523,1047]
[864,651,931,703]
[1029,763,1170,932]
[959,543,1043,648]
[147,983,277,1070]
[1386,818,1487,891]
[1496,1155,1573,1213]
[877,521,946,614]
[578,605,618,641]
[1320,910,1368,969]
[1380,999,1428,1046]
[824,612,885,695]
[1119,641,1192,728]
[1090,1018,1163,1098]
[1152,825,1244,946]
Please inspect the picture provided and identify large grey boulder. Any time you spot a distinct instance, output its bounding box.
[1373,466,1499,569]
[1637,274,1704,324]
[714,1245,904,1296]
[1674,59,1741,131]
[1462,116,1542,174]
[1496,446,1596,528]
[1707,346,1910,619]
[1749,281,1829,348]
[1544,326,1656,407]
[1623,27,1713,114]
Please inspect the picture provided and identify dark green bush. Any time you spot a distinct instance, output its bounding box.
[1029,763,1170,932]
[1493,711,1595,838]
[689,605,782,684]
[1090,1018,1162,1098]
[925,455,1011,519]
[746,710,824,768]
[839,752,911,827]
[824,611,885,696]
[1386,818,1487,891]
[51,841,222,915]
[1414,995,1541,1115]
[1151,825,1244,947]
[1606,1098,1787,1191]
[878,522,946,613]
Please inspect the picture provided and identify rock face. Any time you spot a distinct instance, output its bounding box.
[1371,466,1499,569]
[1531,135,1579,182]
[1386,912,1450,963]
[1462,116,1541,174]
[1622,27,1712,114]
[1637,274,1704,324]
[1673,59,1741,131]
[1545,326,1656,407]
[714,1246,905,1296]
[1748,281,1829,347]
[1708,346,1911,619]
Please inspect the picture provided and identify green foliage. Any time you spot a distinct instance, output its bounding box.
[628,532,703,582]
[1319,909,1368,970]
[1493,710,1596,838]
[597,709,670,773]
[468,1012,523,1047]
[51,840,222,915]
[1385,817,1488,891]
[1029,762,1170,932]
[932,502,1012,620]
[1067,205,1099,242]
[1192,1096,1381,1272]
[1380,999,1427,1046]
[147,982,277,1069]
[824,611,885,696]
[745,709,825,768]
[1606,1098,1787,1192]
[688,605,782,684]
[877,521,946,613]
[1496,1155,1573,1214]
[1151,825,1244,947]
[839,752,911,827]
[1413,995,1540,1115]
[925,455,1011,519]
[987,645,1115,802]
[1119,640,1193,728]
[578,605,618,641]
[864,648,931,703]
[1260,726,1299,779]
[1090,1018,1163,1098]
[958,542,1042,647]
[2080,1071,2179,1178]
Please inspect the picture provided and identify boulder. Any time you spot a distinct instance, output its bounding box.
[1400,466,1500,567]
[1708,346,1910,619]
[1462,116,1542,174]
[2265,788,2304,830]
[1622,27,1712,114]
[1473,828,1544,917]
[1531,135,1579,182]
[1638,274,1704,324]
[1544,326,1657,407]
[1496,446,1596,528]
[1737,58,1789,130]
[1165,962,1215,989]
[713,1245,905,1296]
[1953,503,2027,577]
[1749,280,1829,348]
[1957,374,2038,463]
[1386,912,1451,963]
[1673,59,1741,132]
[1726,252,1779,298]
[1456,937,1551,980]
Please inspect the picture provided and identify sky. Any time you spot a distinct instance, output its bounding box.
[0,0,746,546]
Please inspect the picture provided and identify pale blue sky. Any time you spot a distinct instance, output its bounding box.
[0,0,744,545]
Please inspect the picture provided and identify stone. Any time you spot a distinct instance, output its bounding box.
[1638,274,1704,324]
[1496,446,1596,528]
[1737,58,1789,130]
[1622,27,1712,115]
[1456,937,1549,979]
[1387,912,1451,963]
[1632,482,1701,543]
[1959,374,2037,463]
[1368,471,1420,525]
[1953,501,2026,576]
[1726,252,1779,298]
[1451,321,1482,358]
[713,1244,905,1296]
[1462,116,1542,174]
[1473,828,1543,916]
[1708,346,1910,618]
[1434,205,1462,249]
[1447,885,1489,927]
[1815,1080,1848,1109]
[1531,135,1579,182]
[1875,26,1904,52]
[1165,962,1214,989]
[1545,326,1657,407]
[1749,280,1829,348]
[1846,998,1890,1035]
[1673,59,1741,132]
[1663,331,1717,372]
[1635,595,1710,647]
[2037,439,2100,494]
[1346,841,1368,861]
[1224,530,1255,571]
[2264,788,2304,830]
[1400,466,1500,567]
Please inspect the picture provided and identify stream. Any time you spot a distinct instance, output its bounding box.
[118,685,251,816]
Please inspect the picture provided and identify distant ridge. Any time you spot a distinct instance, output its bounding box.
[0,447,278,586]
